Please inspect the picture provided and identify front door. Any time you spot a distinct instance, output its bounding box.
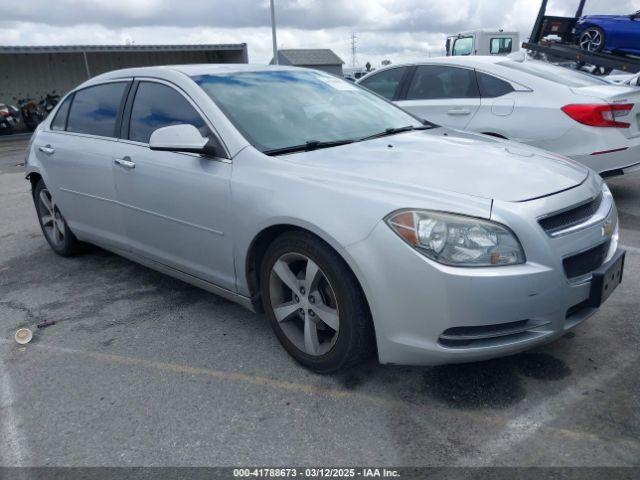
[113,80,236,290]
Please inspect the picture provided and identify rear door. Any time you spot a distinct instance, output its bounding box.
[465,71,519,136]
[112,79,236,290]
[395,65,480,129]
[33,81,131,250]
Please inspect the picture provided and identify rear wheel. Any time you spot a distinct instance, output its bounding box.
[260,231,375,373]
[579,27,606,53]
[34,179,81,256]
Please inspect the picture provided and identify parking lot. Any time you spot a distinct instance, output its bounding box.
[0,137,638,467]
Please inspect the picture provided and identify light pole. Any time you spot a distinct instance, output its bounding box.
[270,0,278,64]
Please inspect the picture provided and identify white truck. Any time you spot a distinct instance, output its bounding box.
[446,29,520,56]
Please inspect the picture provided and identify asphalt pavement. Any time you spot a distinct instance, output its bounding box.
[0,139,638,467]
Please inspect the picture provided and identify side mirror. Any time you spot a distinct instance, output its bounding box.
[149,124,227,158]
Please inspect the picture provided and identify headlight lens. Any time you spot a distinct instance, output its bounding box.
[386,210,526,267]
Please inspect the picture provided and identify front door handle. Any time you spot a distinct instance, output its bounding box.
[447,108,472,116]
[114,157,135,170]
[39,145,55,155]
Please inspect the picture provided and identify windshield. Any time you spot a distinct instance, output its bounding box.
[497,60,610,87]
[452,37,474,56]
[192,70,423,152]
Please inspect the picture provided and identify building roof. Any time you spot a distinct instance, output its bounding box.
[272,49,344,66]
[0,44,247,54]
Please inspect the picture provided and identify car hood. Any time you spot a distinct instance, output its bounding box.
[283,129,588,203]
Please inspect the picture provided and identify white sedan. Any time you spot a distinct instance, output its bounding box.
[358,56,640,177]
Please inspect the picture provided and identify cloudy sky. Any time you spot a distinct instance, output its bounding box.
[1,0,639,66]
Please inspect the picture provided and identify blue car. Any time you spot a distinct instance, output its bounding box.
[575,11,640,56]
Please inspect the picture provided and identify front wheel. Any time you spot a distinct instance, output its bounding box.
[260,231,375,373]
[579,27,606,53]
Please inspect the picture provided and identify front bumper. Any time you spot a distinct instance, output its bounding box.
[346,174,620,366]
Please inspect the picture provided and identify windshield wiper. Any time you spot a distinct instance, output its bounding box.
[357,124,433,143]
[263,139,355,156]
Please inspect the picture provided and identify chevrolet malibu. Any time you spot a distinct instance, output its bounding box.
[26,65,625,373]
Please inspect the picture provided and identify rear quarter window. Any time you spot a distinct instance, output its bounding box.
[50,95,73,131]
[476,72,515,98]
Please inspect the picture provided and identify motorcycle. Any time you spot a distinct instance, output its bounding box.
[16,98,43,131]
[0,103,20,134]
[39,91,60,118]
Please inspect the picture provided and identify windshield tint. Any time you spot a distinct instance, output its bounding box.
[192,70,422,152]
[497,60,609,87]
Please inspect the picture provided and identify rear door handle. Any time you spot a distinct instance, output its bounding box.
[39,145,55,155]
[447,108,471,116]
[114,157,135,169]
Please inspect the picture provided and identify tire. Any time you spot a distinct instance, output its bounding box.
[579,27,606,53]
[33,179,81,257]
[260,231,375,373]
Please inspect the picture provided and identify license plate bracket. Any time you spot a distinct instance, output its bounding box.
[589,249,625,308]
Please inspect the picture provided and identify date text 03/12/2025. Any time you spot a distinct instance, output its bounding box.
[232,468,401,478]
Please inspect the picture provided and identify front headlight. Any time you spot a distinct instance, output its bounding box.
[386,210,526,267]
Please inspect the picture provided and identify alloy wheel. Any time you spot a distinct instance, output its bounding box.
[579,29,603,52]
[268,252,340,356]
[37,188,65,247]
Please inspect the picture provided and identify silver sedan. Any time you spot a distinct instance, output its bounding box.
[25,65,625,372]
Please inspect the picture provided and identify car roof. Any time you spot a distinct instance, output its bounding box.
[356,56,511,82]
[381,56,507,69]
[90,63,310,83]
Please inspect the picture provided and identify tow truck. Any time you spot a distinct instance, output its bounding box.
[523,0,640,74]
[446,29,520,56]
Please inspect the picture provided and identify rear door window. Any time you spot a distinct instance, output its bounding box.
[128,82,209,144]
[358,67,408,100]
[66,82,128,137]
[406,65,479,100]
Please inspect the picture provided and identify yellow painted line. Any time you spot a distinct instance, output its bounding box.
[6,340,417,410]
[3,339,639,449]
